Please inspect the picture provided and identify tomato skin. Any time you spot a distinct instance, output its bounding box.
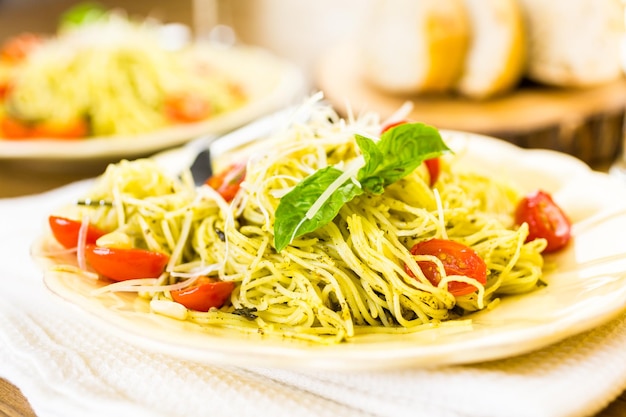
[515,190,571,253]
[205,162,246,201]
[164,93,211,123]
[1,116,87,140]
[85,245,169,281]
[380,120,440,186]
[380,120,407,133]
[0,33,43,63]
[48,216,107,249]
[406,238,487,296]
[31,119,88,139]
[0,116,31,139]
[0,83,9,99]
[423,158,440,187]
[170,277,235,311]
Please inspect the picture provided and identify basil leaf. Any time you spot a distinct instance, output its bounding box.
[354,135,385,194]
[273,122,452,252]
[356,123,450,192]
[273,166,363,252]
[59,2,107,32]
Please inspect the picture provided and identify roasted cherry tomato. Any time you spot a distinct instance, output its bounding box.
[170,276,235,311]
[381,120,440,186]
[163,93,211,123]
[31,119,88,139]
[515,190,571,253]
[406,238,487,296]
[0,33,44,63]
[0,83,9,99]
[48,215,107,249]
[1,116,87,139]
[0,116,31,139]
[423,158,440,187]
[205,162,246,202]
[84,245,169,281]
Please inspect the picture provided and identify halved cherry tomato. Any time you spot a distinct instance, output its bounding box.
[0,33,44,63]
[405,238,487,296]
[423,158,440,187]
[381,120,408,133]
[381,120,440,186]
[0,83,9,99]
[163,93,211,123]
[48,215,107,249]
[0,116,31,139]
[84,245,169,281]
[31,119,88,139]
[515,190,571,253]
[1,116,88,139]
[170,276,235,311]
[205,162,246,202]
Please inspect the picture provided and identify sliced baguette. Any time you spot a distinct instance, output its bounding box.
[456,0,526,99]
[517,0,625,87]
[360,0,470,95]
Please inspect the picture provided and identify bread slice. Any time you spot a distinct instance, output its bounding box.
[517,0,625,87]
[360,0,470,95]
[456,0,526,99]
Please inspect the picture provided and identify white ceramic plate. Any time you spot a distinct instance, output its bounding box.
[36,130,626,371]
[0,45,304,165]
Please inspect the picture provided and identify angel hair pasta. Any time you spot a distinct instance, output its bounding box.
[48,104,548,344]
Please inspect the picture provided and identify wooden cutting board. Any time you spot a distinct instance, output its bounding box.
[315,43,626,166]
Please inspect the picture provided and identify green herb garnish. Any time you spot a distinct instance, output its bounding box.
[58,2,107,32]
[232,306,258,320]
[273,123,451,251]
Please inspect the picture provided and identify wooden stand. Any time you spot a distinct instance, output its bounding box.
[315,43,626,166]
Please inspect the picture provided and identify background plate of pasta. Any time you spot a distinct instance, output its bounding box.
[33,103,626,370]
[0,10,304,167]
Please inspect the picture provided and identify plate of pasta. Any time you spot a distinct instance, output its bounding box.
[0,14,304,165]
[34,103,626,370]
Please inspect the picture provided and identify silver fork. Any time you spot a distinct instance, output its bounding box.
[183,105,309,186]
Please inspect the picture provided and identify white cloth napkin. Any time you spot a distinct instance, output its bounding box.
[1,181,626,417]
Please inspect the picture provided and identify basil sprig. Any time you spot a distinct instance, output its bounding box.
[273,123,450,251]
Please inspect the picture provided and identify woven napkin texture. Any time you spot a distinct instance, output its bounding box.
[1,182,626,417]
